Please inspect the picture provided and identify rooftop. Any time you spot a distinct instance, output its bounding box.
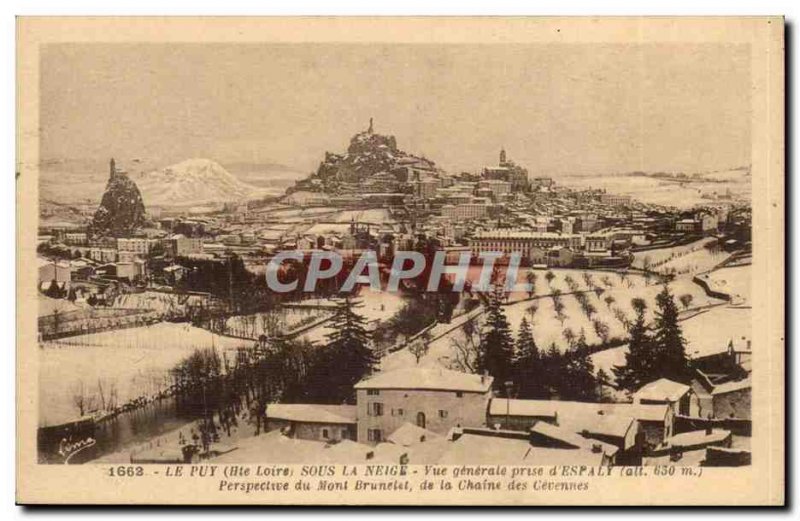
[489,398,667,427]
[387,422,442,447]
[265,404,357,425]
[354,367,493,393]
[634,378,692,403]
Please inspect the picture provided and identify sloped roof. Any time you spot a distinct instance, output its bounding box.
[530,422,619,457]
[489,399,664,430]
[320,439,372,463]
[489,398,557,418]
[212,430,324,464]
[438,434,605,466]
[265,404,357,425]
[354,367,493,393]
[634,378,692,403]
[387,422,442,447]
[711,378,751,395]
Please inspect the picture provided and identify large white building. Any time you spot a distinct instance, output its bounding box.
[354,367,494,444]
[441,202,489,220]
[470,229,582,258]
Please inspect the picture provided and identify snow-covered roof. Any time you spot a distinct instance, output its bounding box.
[711,378,751,396]
[320,439,372,463]
[438,433,605,466]
[354,367,493,393]
[265,404,357,425]
[387,422,441,447]
[634,378,692,403]
[488,398,556,418]
[489,399,667,426]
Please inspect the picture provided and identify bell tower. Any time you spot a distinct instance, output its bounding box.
[499,148,507,165]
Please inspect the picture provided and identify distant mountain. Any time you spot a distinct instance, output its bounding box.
[131,158,269,207]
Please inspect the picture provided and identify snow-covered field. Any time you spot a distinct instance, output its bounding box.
[390,267,729,372]
[558,171,750,209]
[226,307,333,339]
[705,265,751,304]
[39,323,251,426]
[334,209,394,224]
[112,291,209,315]
[591,264,752,383]
[297,288,408,344]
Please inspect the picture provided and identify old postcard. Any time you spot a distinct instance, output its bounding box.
[16,17,784,505]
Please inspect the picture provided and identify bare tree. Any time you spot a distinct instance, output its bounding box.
[409,340,429,364]
[447,318,481,373]
[593,319,610,344]
[562,327,576,349]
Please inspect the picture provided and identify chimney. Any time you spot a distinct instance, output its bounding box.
[480,370,489,384]
[109,158,116,179]
[705,424,713,435]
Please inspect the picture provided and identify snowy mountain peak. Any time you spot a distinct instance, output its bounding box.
[133,158,267,207]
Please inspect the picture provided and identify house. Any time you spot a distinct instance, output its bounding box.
[264,403,357,442]
[353,367,493,444]
[691,378,751,421]
[487,399,672,453]
[164,234,203,257]
[633,378,694,416]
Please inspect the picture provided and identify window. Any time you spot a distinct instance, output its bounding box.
[367,389,380,396]
[397,408,404,416]
[368,429,383,442]
[322,429,329,440]
[439,410,448,419]
[369,402,384,416]
[342,429,349,440]
[456,391,463,398]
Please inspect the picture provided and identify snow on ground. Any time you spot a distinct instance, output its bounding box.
[632,237,718,270]
[704,265,751,305]
[653,246,729,276]
[294,288,408,345]
[558,172,750,209]
[39,323,251,426]
[113,291,207,314]
[226,307,332,339]
[591,264,752,383]
[334,209,394,224]
[393,267,727,373]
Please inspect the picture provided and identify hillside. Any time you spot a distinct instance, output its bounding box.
[290,122,441,195]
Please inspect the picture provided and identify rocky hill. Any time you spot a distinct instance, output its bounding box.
[291,121,441,194]
[92,169,146,237]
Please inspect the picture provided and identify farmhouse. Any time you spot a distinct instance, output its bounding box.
[354,367,493,444]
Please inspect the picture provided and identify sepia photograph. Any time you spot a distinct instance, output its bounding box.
[15,16,784,505]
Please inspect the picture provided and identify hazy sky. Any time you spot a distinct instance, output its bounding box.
[40,42,751,176]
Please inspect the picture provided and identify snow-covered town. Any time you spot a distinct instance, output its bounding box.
[36,121,752,468]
